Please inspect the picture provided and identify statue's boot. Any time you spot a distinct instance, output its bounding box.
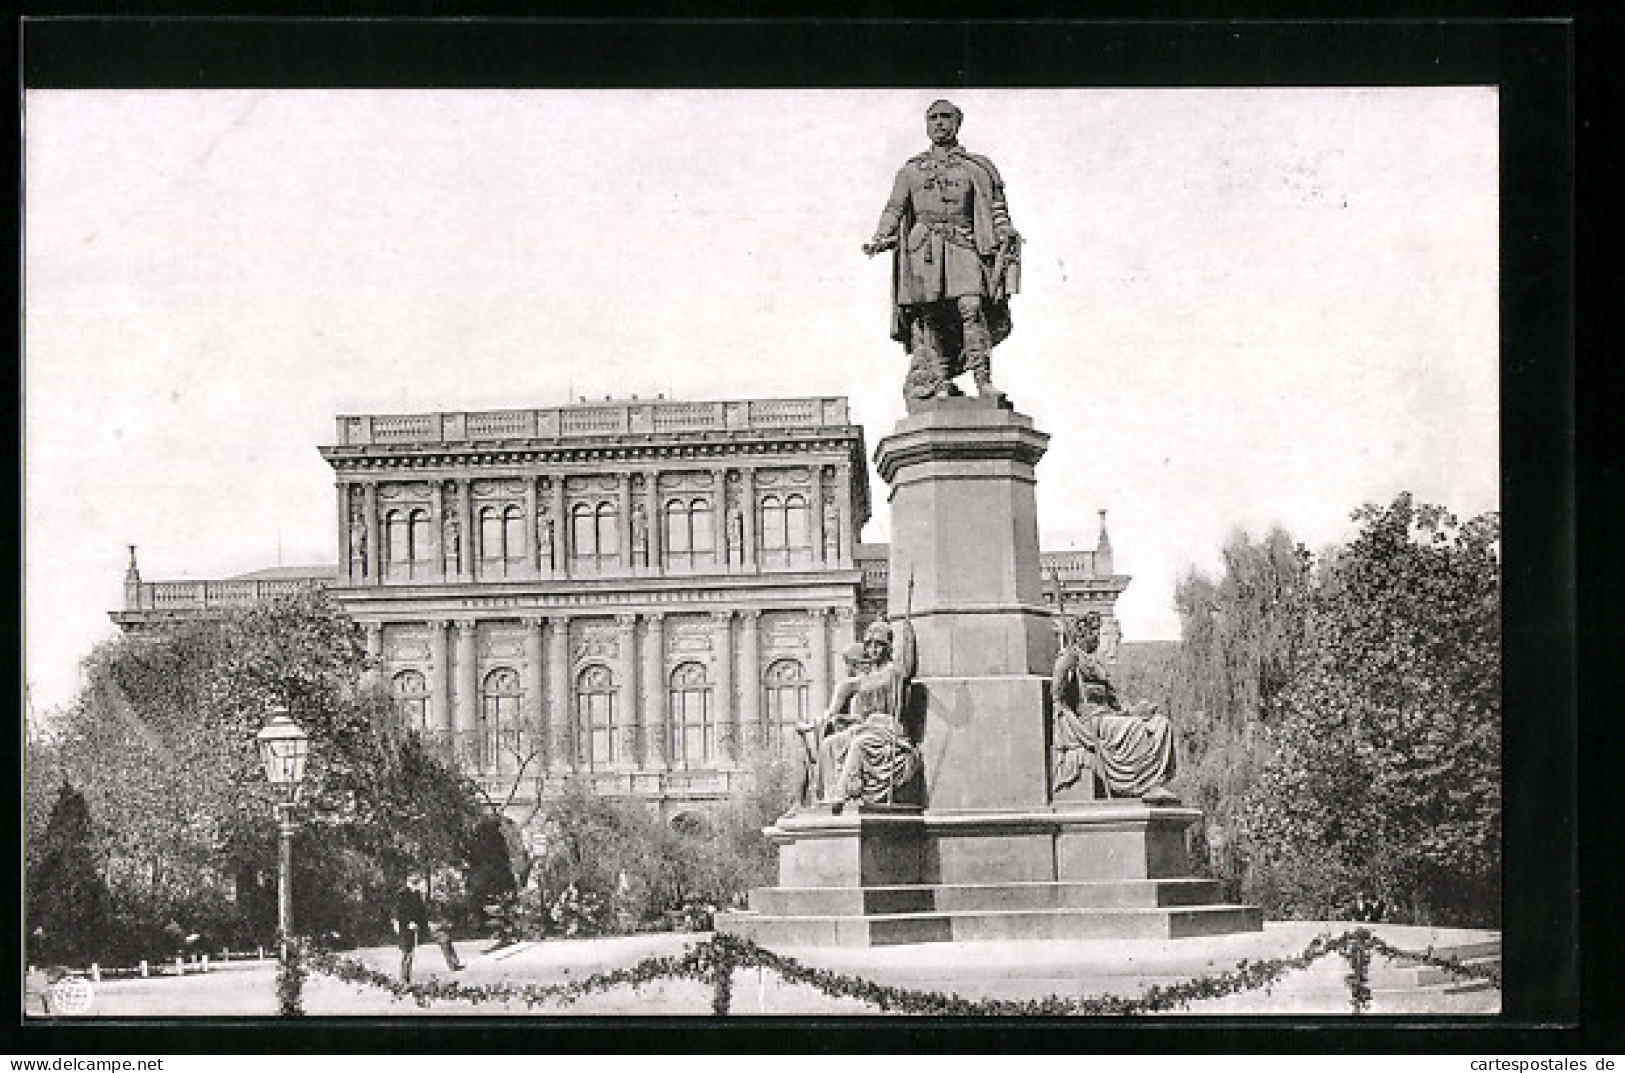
[963,315,1006,402]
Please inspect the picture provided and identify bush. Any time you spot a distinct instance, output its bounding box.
[25,783,110,966]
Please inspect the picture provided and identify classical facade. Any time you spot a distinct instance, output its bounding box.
[111,394,1128,821]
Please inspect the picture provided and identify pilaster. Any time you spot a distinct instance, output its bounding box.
[741,466,758,572]
[547,614,573,772]
[456,480,474,581]
[523,617,547,770]
[454,619,478,751]
[362,482,380,583]
[713,467,730,570]
[617,476,634,574]
[524,479,540,579]
[712,610,737,762]
[615,614,639,768]
[811,469,828,565]
[643,612,668,770]
[644,471,663,577]
[550,476,568,579]
[428,619,451,735]
[431,481,447,581]
[835,462,854,568]
[739,609,763,750]
[809,607,831,719]
[336,486,353,585]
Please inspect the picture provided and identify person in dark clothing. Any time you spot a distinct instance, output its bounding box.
[1353,892,1389,923]
[392,875,462,982]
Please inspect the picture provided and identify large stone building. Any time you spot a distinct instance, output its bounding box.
[112,394,1126,820]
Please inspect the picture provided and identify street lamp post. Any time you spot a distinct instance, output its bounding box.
[255,707,310,958]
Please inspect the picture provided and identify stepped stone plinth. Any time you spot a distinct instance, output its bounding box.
[715,398,1263,946]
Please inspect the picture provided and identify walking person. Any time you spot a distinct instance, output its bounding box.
[393,875,461,983]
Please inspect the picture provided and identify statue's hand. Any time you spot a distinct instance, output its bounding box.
[863,235,896,257]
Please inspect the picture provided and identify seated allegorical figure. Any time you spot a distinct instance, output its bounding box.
[827,620,922,807]
[1052,611,1178,802]
[785,620,923,812]
[786,641,868,814]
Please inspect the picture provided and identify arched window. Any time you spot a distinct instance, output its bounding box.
[386,511,411,570]
[760,495,786,556]
[692,498,714,556]
[478,667,523,775]
[409,510,432,568]
[571,502,620,573]
[596,503,619,564]
[390,670,429,732]
[503,506,526,565]
[576,664,619,767]
[763,659,810,756]
[665,499,690,559]
[663,497,716,570]
[479,506,503,564]
[572,503,596,562]
[759,493,814,568]
[785,494,810,560]
[669,661,715,768]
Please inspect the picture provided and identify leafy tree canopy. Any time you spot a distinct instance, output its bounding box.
[1238,493,1501,925]
[31,591,489,953]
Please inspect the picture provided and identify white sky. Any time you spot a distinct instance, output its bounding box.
[23,87,1499,716]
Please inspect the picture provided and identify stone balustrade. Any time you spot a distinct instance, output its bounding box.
[859,549,1108,590]
[331,396,853,447]
[126,578,328,611]
[1040,549,1105,579]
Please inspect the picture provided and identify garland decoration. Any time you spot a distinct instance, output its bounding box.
[288,927,1497,1017]
[1361,931,1503,988]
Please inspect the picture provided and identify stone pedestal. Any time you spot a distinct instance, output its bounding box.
[878,398,1054,680]
[721,802,1262,947]
[715,398,1263,947]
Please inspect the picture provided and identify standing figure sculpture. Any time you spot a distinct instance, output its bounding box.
[820,620,923,807]
[630,500,649,567]
[535,502,554,570]
[1052,611,1178,801]
[348,506,367,574]
[865,100,1022,403]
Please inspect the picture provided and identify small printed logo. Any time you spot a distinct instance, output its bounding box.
[48,972,96,1015]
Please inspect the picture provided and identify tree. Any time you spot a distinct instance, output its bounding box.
[1162,526,1314,895]
[26,782,111,965]
[37,590,489,953]
[1239,494,1501,925]
[1171,526,1314,740]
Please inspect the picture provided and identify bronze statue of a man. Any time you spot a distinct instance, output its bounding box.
[865,100,1022,403]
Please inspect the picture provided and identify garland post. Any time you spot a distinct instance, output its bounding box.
[276,933,306,1018]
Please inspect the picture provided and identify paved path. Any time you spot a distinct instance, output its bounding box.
[35,922,1499,1018]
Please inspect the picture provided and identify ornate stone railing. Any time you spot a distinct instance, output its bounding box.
[857,549,1106,592]
[857,556,890,591]
[126,578,328,611]
[1040,549,1104,579]
[331,397,853,447]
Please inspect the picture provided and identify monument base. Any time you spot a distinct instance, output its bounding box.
[715,802,1264,947]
